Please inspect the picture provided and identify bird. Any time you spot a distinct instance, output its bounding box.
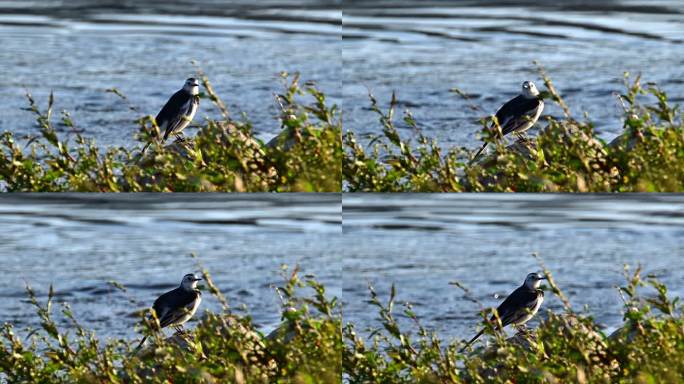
[459,272,546,353]
[141,78,200,154]
[471,81,544,162]
[136,273,202,349]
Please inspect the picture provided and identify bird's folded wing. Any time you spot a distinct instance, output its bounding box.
[159,308,184,328]
[501,105,541,135]
[156,91,186,125]
[154,306,170,326]
[494,95,541,136]
[163,99,196,139]
[495,287,539,326]
[499,301,537,326]
[163,116,186,139]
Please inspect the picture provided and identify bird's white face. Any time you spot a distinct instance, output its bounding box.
[181,273,202,290]
[524,272,546,289]
[183,78,200,96]
[522,81,540,98]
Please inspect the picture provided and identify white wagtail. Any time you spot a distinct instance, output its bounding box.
[136,273,202,349]
[142,78,200,153]
[459,272,546,352]
[472,81,544,162]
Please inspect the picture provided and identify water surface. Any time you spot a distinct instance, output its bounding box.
[343,194,684,342]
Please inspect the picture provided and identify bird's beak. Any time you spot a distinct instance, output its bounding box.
[194,277,203,281]
[540,276,547,280]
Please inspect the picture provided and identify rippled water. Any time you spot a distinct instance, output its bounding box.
[0,0,341,148]
[344,0,684,150]
[342,194,684,342]
[0,194,341,339]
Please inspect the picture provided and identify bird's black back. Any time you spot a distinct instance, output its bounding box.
[152,287,200,324]
[492,285,543,327]
[155,90,191,127]
[495,95,542,135]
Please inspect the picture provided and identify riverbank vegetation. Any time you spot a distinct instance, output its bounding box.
[0,266,341,383]
[343,263,684,383]
[0,73,341,192]
[344,65,683,192]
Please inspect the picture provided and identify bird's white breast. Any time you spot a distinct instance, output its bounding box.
[512,293,543,326]
[169,98,198,136]
[533,100,544,123]
[188,294,201,317]
[516,100,544,134]
[184,98,198,121]
[167,294,201,327]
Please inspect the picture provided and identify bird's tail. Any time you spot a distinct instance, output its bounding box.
[459,328,486,353]
[141,141,152,156]
[162,125,173,142]
[135,335,148,351]
[469,142,489,165]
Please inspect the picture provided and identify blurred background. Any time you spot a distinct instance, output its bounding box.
[0,194,341,339]
[0,0,341,147]
[343,0,684,150]
[343,194,684,341]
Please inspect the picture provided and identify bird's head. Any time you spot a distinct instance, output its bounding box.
[521,81,540,98]
[183,78,200,96]
[181,273,202,290]
[524,272,546,289]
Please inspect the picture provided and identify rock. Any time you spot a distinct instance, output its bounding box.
[467,314,610,381]
[124,314,275,381]
[546,313,607,353]
[135,331,204,359]
[475,137,539,168]
[266,126,323,151]
[137,138,198,164]
[266,308,298,344]
[465,122,609,190]
[267,127,299,150]
[463,329,542,381]
[608,128,651,151]
[126,121,277,190]
[608,308,643,343]
[135,121,266,164]
[463,137,539,189]
[474,328,541,358]
[468,314,604,358]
